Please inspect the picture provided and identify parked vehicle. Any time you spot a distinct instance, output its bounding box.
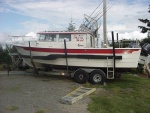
[12,0,142,84]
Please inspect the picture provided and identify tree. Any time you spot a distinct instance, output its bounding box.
[138,5,150,34]
[109,39,139,48]
[140,35,150,46]
[67,18,76,31]
[0,45,12,64]
[138,5,150,46]
[0,44,3,52]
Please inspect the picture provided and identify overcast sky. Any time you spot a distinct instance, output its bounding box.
[0,0,149,43]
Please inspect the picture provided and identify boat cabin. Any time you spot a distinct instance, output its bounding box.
[37,31,95,48]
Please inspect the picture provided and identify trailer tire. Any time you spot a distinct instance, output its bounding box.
[89,70,106,84]
[73,69,89,84]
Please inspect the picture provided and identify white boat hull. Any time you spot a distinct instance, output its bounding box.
[15,46,141,69]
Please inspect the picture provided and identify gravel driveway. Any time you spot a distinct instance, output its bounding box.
[0,71,91,113]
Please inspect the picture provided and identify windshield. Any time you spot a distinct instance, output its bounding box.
[38,34,57,42]
[58,34,71,42]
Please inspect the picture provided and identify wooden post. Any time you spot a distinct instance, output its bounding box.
[64,39,69,75]
[29,41,39,75]
[112,31,116,76]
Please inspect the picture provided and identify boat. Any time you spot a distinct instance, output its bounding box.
[14,31,141,69]
[12,0,141,84]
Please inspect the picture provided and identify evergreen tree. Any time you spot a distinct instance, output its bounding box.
[138,5,150,34]
[0,45,3,52]
[0,45,12,64]
[140,34,150,46]
[138,5,150,46]
[0,45,3,63]
[67,18,76,31]
[67,23,76,31]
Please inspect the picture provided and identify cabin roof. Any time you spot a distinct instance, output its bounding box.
[37,31,91,34]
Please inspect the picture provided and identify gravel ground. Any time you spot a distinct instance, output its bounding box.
[0,72,91,113]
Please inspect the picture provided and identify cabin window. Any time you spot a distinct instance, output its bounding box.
[39,34,45,41]
[39,34,56,42]
[45,34,56,42]
[59,34,71,42]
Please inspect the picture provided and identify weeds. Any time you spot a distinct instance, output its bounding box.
[5,106,19,111]
[35,110,45,113]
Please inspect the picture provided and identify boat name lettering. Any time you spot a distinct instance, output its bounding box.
[74,35,84,42]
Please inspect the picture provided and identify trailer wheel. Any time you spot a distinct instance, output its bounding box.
[73,69,89,84]
[89,70,106,84]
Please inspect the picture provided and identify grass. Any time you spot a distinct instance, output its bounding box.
[2,85,21,95]
[5,106,19,111]
[8,85,21,93]
[88,73,150,113]
[35,110,45,113]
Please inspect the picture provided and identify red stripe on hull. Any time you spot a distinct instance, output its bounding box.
[18,46,140,54]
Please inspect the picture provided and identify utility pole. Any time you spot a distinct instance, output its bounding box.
[103,0,107,47]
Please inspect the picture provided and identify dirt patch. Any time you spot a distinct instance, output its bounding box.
[0,73,91,113]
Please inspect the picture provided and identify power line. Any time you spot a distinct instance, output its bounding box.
[81,0,120,31]
[89,0,103,17]
[93,0,113,19]
[97,0,120,29]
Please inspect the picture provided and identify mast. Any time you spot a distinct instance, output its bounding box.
[103,0,107,47]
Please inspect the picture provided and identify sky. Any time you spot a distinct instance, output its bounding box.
[0,0,150,43]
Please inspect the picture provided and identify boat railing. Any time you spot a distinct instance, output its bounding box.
[101,39,140,48]
[7,35,37,45]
